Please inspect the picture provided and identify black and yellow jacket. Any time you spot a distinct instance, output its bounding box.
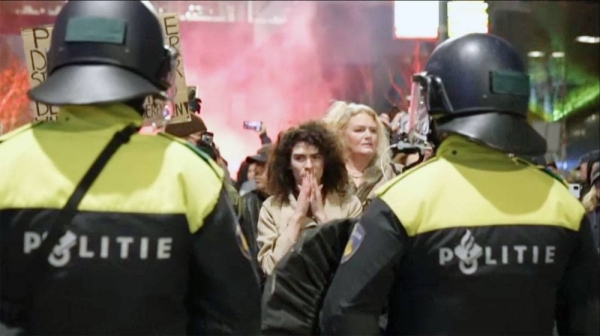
[0,104,261,335]
[320,135,600,335]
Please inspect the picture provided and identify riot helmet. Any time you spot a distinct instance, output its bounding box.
[28,1,176,106]
[407,33,546,156]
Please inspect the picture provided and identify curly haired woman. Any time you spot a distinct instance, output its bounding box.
[256,121,362,275]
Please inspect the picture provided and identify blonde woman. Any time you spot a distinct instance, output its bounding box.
[323,101,396,208]
[582,161,600,253]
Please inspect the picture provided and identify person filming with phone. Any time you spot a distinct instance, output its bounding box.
[236,120,274,192]
[244,120,273,145]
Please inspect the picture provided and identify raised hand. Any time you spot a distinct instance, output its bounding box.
[309,173,327,223]
[391,111,404,133]
[379,113,391,130]
[284,173,313,245]
[295,173,312,218]
[257,122,267,135]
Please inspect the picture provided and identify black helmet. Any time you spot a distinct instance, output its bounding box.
[28,1,176,106]
[408,33,546,156]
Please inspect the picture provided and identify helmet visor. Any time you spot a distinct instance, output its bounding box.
[407,75,431,143]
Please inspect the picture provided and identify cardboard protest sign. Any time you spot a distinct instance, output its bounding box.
[21,13,190,125]
[21,25,59,121]
[144,13,191,125]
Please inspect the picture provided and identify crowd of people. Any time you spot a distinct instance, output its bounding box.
[188,104,600,287]
[0,1,598,335]
[206,104,428,279]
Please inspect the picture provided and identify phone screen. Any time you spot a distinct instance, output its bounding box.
[243,121,262,131]
[568,183,581,199]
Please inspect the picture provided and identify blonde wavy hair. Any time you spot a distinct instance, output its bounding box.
[322,101,391,169]
[582,185,598,212]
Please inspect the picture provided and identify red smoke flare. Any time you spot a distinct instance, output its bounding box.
[180,2,332,176]
[0,57,31,135]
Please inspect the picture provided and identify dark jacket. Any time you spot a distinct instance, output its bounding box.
[321,135,599,335]
[0,105,261,335]
[586,208,600,254]
[239,189,268,285]
[261,218,358,335]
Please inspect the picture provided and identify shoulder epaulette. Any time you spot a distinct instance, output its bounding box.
[158,132,224,179]
[513,157,568,187]
[376,156,439,196]
[538,166,569,187]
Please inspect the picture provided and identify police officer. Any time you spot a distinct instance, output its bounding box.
[320,33,599,335]
[0,1,261,334]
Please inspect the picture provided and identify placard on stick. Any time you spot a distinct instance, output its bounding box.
[21,25,59,121]
[21,13,191,125]
[143,13,191,126]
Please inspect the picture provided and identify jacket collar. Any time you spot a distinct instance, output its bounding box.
[437,135,512,162]
[56,104,143,130]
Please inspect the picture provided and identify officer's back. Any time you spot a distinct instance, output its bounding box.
[320,33,599,335]
[376,135,594,334]
[0,1,261,335]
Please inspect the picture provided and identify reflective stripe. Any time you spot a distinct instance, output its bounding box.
[378,135,586,236]
[0,104,223,234]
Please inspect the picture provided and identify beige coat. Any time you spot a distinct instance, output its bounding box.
[257,192,362,275]
[349,164,398,208]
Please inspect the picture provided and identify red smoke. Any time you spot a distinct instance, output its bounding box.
[180,2,332,177]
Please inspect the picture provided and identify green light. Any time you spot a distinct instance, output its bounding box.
[558,82,600,119]
[526,2,599,121]
[529,57,599,121]
[529,82,599,122]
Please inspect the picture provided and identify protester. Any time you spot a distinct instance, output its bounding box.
[236,122,273,190]
[323,101,395,209]
[257,121,362,275]
[238,144,272,286]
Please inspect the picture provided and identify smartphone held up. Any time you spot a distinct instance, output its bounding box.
[243,121,263,132]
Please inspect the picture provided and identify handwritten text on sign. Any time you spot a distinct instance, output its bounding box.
[143,13,190,125]
[21,13,190,125]
[162,13,190,124]
[21,26,59,121]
